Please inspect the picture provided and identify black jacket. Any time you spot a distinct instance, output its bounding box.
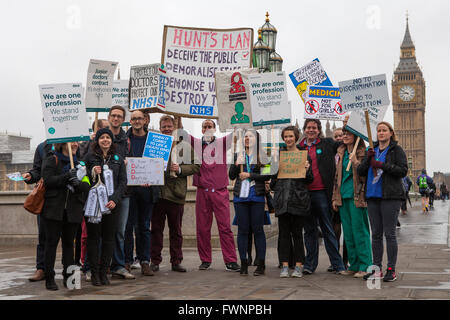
[357,140,408,200]
[41,152,90,223]
[114,128,130,159]
[270,147,314,217]
[26,141,52,184]
[229,154,271,197]
[84,151,128,206]
[298,137,341,203]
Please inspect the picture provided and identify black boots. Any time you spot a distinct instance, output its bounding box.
[91,272,102,286]
[99,270,110,285]
[253,260,265,276]
[45,276,58,291]
[240,259,248,276]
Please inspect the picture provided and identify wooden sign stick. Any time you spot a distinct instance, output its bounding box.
[93,112,99,133]
[67,143,75,169]
[365,110,374,149]
[346,136,361,171]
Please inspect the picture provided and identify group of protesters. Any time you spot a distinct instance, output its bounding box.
[23,105,408,291]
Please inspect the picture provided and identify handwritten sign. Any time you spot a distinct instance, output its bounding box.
[142,131,174,170]
[304,85,345,121]
[85,59,118,112]
[248,71,291,127]
[158,25,253,118]
[277,150,307,179]
[129,63,166,111]
[339,74,390,112]
[126,157,164,186]
[345,105,388,142]
[289,58,333,103]
[39,83,90,144]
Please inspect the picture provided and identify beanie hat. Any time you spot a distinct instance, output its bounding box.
[95,128,114,142]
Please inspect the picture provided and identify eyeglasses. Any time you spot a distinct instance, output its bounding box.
[109,114,124,119]
[130,117,145,121]
[202,125,214,129]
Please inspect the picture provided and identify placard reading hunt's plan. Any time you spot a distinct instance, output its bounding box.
[215,68,258,132]
[289,58,333,102]
[126,157,164,186]
[39,83,90,144]
[112,80,131,126]
[345,105,388,142]
[142,132,174,170]
[85,59,118,112]
[160,25,253,118]
[129,64,166,111]
[304,85,346,121]
[248,71,291,127]
[339,74,390,112]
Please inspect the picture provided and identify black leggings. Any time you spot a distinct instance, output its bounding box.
[42,213,79,278]
[278,213,306,264]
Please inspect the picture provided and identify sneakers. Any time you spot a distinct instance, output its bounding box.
[199,262,211,270]
[327,265,335,272]
[85,270,91,282]
[141,263,154,276]
[337,270,356,276]
[131,258,140,269]
[354,271,369,278]
[225,262,240,272]
[172,264,187,272]
[291,266,303,278]
[302,268,313,275]
[280,266,289,278]
[150,263,159,272]
[112,268,136,280]
[383,267,397,282]
[363,270,383,280]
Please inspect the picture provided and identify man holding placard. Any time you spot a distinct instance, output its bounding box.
[150,115,200,273]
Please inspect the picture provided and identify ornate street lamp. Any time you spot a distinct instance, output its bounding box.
[252,28,271,73]
[269,50,283,72]
[261,12,277,52]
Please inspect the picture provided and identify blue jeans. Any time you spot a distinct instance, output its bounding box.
[126,188,154,264]
[304,190,345,272]
[234,202,266,262]
[111,197,130,272]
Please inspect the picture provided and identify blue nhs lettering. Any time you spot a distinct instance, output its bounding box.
[131,97,158,110]
[190,105,213,116]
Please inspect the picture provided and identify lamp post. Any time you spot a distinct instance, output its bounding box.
[252,28,271,73]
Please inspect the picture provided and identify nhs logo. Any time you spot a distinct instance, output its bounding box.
[190,105,213,116]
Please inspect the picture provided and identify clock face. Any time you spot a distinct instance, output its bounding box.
[399,85,415,101]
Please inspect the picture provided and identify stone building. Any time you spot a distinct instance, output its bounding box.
[392,16,426,179]
[0,132,34,191]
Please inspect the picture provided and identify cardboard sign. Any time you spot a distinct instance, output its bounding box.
[277,150,307,179]
[126,157,164,186]
[248,71,291,127]
[215,68,258,131]
[289,58,333,102]
[345,105,388,142]
[159,25,253,118]
[304,85,346,120]
[142,131,174,170]
[39,83,90,144]
[85,59,118,112]
[129,63,166,111]
[112,80,131,126]
[339,74,390,112]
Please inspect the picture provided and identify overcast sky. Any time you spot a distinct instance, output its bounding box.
[1,0,449,173]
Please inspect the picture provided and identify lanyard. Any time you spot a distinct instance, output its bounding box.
[375,147,388,161]
[245,154,252,174]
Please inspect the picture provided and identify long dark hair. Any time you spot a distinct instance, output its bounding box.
[243,129,262,169]
[91,140,117,157]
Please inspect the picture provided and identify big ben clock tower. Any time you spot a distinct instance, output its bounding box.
[392,15,426,179]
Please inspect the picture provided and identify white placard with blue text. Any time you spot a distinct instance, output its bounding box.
[142,132,174,170]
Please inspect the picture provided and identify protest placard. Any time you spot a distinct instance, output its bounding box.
[142,131,174,170]
[126,157,164,186]
[112,80,131,126]
[215,68,258,131]
[345,105,389,142]
[39,83,90,144]
[289,58,333,103]
[277,150,307,179]
[129,63,166,111]
[339,74,390,112]
[248,71,291,127]
[158,25,253,118]
[85,59,118,112]
[304,85,346,121]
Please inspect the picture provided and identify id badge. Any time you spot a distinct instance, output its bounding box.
[103,166,114,196]
[372,169,384,184]
[240,180,250,198]
[96,184,111,214]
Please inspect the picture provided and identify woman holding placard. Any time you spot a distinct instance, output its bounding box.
[85,128,127,286]
[357,122,407,282]
[270,126,313,278]
[332,128,372,279]
[40,141,90,290]
[229,130,271,276]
